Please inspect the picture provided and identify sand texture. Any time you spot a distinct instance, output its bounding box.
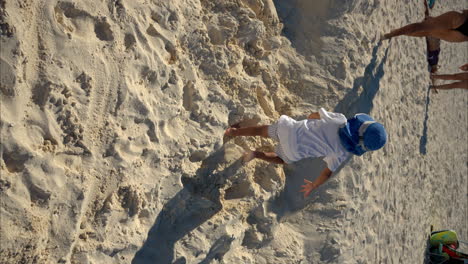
[1,0,467,263]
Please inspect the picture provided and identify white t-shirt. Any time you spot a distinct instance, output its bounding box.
[276,108,351,171]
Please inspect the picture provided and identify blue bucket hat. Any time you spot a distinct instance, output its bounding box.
[338,114,387,156]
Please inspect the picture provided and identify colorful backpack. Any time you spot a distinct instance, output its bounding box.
[428,230,468,264]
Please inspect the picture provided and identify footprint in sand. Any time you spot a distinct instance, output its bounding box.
[0,58,16,97]
[124,33,136,50]
[146,24,178,64]
[54,2,114,41]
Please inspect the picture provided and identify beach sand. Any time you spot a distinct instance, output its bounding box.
[1,0,466,263]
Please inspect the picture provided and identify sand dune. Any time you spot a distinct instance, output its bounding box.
[1,0,466,263]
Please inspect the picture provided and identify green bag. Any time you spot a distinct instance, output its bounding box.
[430,230,458,247]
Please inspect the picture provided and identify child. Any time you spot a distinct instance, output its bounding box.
[224,108,387,197]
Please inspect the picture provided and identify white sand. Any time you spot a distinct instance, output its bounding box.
[1,0,466,263]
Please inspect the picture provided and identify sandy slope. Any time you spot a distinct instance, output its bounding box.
[0,0,466,263]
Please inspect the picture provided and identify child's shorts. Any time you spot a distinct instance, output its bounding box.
[268,122,292,163]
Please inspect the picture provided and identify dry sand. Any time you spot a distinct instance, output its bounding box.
[0,0,467,263]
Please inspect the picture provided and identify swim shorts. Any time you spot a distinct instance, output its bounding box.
[268,122,293,163]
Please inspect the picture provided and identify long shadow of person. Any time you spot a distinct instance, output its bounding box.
[334,41,390,117]
[198,235,235,264]
[132,146,244,264]
[271,42,390,220]
[419,86,431,155]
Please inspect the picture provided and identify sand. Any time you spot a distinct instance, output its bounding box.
[0,0,467,263]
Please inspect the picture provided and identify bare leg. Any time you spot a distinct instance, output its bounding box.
[383,11,467,40]
[245,151,284,164]
[428,30,468,43]
[225,125,269,138]
[431,80,468,90]
[432,72,468,81]
[384,22,433,39]
[404,30,468,42]
[407,31,431,37]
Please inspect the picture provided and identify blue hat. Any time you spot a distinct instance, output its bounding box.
[363,122,387,151]
[338,114,387,156]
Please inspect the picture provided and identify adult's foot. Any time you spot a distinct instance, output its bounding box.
[380,33,392,41]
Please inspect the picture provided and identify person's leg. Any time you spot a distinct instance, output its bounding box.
[427,30,468,42]
[225,125,269,138]
[432,72,468,81]
[431,80,468,90]
[406,31,431,37]
[243,150,285,164]
[383,11,467,39]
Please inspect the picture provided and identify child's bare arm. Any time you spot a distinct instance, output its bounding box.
[308,112,320,119]
[300,168,332,197]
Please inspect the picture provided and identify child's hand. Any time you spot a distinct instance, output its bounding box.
[300,179,317,198]
[307,112,320,119]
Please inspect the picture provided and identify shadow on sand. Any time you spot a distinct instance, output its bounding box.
[271,42,390,219]
[334,41,390,117]
[419,86,431,155]
[132,146,243,264]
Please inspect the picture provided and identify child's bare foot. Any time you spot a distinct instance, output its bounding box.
[242,150,255,163]
[224,122,241,137]
[224,127,237,137]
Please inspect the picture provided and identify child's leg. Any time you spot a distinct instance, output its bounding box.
[225,125,269,138]
[243,150,285,164]
[254,151,285,164]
